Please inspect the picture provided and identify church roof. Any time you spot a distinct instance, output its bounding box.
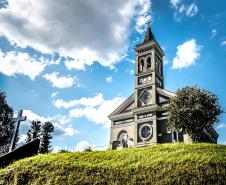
[108,93,134,118]
[143,26,155,43]
[108,88,176,119]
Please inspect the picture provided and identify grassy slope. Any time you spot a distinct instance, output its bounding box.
[0,143,226,185]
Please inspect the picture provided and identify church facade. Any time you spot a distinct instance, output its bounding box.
[108,26,218,150]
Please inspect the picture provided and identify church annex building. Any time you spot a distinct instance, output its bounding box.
[108,26,218,150]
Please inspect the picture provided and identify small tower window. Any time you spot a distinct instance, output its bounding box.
[139,59,144,72]
[158,61,162,75]
[147,57,151,70]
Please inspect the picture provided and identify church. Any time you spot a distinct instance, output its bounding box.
[108,25,218,150]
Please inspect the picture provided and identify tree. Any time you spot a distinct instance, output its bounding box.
[39,122,54,153]
[168,86,223,142]
[26,120,41,143]
[0,90,14,150]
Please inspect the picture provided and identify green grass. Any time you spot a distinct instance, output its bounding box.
[0,143,226,185]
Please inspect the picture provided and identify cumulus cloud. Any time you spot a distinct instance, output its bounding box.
[23,109,79,137]
[106,76,113,82]
[43,72,78,88]
[69,95,125,127]
[54,93,124,127]
[0,0,152,70]
[172,39,202,69]
[170,0,198,20]
[53,93,105,109]
[0,49,48,80]
[53,93,124,127]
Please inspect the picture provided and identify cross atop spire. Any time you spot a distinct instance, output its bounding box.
[146,19,152,27]
[143,20,155,43]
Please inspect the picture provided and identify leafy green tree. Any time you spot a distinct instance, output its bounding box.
[0,90,14,150]
[168,86,223,142]
[26,120,41,143]
[39,121,54,153]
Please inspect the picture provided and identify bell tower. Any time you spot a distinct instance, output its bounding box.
[134,25,164,109]
[109,23,175,149]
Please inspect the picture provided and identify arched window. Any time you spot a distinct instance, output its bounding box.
[147,57,151,70]
[139,59,144,72]
[117,130,128,148]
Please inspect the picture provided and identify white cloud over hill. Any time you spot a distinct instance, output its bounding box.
[0,0,151,70]
[22,110,79,137]
[53,93,125,127]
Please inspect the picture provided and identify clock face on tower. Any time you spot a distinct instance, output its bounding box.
[139,89,152,105]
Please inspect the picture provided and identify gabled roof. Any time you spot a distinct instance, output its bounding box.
[156,88,176,98]
[108,93,134,118]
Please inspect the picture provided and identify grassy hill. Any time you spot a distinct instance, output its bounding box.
[0,143,226,185]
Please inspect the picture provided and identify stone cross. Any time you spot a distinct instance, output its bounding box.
[9,110,27,152]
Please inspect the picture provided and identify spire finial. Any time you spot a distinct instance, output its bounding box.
[146,19,152,27]
[143,20,155,43]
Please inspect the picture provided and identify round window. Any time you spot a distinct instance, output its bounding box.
[139,124,152,141]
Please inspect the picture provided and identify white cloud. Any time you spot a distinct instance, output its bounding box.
[43,72,78,88]
[186,3,198,17]
[69,95,125,127]
[217,123,226,129]
[170,0,181,8]
[172,39,202,69]
[23,110,48,123]
[0,49,47,80]
[23,109,79,137]
[211,29,217,38]
[106,76,113,82]
[221,40,226,46]
[51,92,58,98]
[0,0,152,70]
[170,1,198,20]
[74,141,94,152]
[130,69,134,74]
[17,134,27,147]
[74,140,107,152]
[53,93,104,109]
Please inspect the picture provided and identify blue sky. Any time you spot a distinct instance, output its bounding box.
[0,0,225,151]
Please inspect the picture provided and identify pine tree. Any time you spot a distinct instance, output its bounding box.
[0,90,14,152]
[39,122,54,154]
[26,120,41,143]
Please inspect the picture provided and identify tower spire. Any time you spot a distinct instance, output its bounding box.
[143,20,155,43]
